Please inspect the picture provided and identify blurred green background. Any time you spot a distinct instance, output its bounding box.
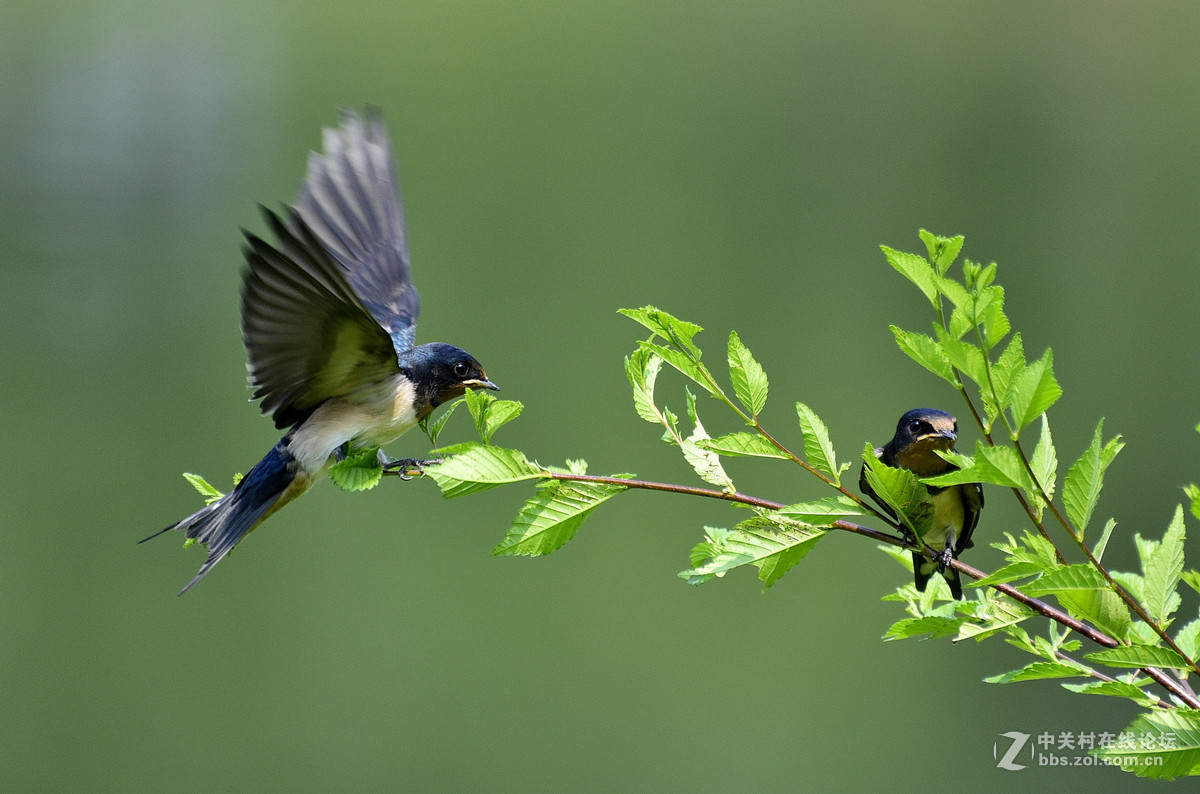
[3,1,1198,790]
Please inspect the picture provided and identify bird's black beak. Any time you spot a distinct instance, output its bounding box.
[464,378,499,391]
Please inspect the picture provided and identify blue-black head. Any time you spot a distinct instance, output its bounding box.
[399,342,497,417]
[889,408,959,475]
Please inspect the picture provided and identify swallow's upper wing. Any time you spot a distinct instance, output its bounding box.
[241,209,400,428]
[239,109,419,429]
[956,482,984,553]
[292,108,419,353]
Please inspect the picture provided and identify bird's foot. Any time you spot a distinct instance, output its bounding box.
[382,457,444,480]
[934,546,956,573]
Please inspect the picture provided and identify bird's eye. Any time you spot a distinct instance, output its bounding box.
[908,419,926,434]
[452,362,472,378]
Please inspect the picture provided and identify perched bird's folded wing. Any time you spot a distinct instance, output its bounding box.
[292,107,419,355]
[241,210,400,429]
[957,482,985,553]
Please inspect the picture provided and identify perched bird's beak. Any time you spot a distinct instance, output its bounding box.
[465,378,500,391]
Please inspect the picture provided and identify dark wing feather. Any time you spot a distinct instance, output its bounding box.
[956,482,984,553]
[291,107,419,353]
[241,208,399,428]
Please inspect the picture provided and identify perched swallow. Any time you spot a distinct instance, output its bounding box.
[144,108,497,593]
[859,408,983,599]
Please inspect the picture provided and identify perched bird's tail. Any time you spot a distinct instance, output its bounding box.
[911,553,964,600]
[143,439,304,594]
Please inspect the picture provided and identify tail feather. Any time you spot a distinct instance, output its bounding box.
[152,440,299,594]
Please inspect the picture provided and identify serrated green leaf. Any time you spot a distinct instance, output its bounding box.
[1185,484,1200,522]
[890,326,958,386]
[924,442,1033,491]
[328,446,383,492]
[1085,644,1192,670]
[978,286,1010,350]
[727,330,768,417]
[699,432,789,459]
[776,496,870,524]
[1139,505,1186,626]
[1061,679,1160,707]
[423,443,542,498]
[955,596,1035,642]
[969,561,1048,588]
[1008,347,1062,431]
[420,396,466,447]
[983,332,1025,426]
[491,479,625,557]
[1029,414,1057,511]
[861,443,931,536]
[182,472,224,503]
[935,328,988,386]
[625,349,665,425]
[884,615,963,641]
[1063,419,1123,534]
[682,389,733,491]
[679,522,827,589]
[1174,619,1200,661]
[795,402,840,483]
[1021,563,1109,596]
[1093,518,1118,562]
[919,229,964,275]
[618,306,703,354]
[984,660,1088,684]
[881,245,938,306]
[1093,708,1200,780]
[639,341,715,396]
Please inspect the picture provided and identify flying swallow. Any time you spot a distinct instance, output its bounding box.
[144,108,497,593]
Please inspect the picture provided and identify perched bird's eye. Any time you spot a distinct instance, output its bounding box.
[908,419,927,434]
[452,361,472,379]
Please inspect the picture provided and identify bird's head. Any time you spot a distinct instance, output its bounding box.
[400,342,498,417]
[891,408,958,476]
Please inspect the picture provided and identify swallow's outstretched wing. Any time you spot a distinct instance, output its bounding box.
[239,108,420,429]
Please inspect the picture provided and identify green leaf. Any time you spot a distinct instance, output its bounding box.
[984,660,1088,684]
[861,443,931,536]
[727,330,768,417]
[881,245,937,306]
[680,521,827,590]
[681,389,733,491]
[1085,644,1192,671]
[1183,570,1200,596]
[1061,679,1160,708]
[463,387,524,444]
[491,479,626,557]
[625,349,665,425]
[983,332,1025,426]
[935,328,988,387]
[1007,347,1062,431]
[1174,619,1200,661]
[776,496,870,524]
[1138,505,1186,625]
[182,472,224,504]
[977,286,1010,350]
[639,341,715,396]
[1186,483,1200,523]
[968,561,1048,588]
[420,396,466,447]
[699,432,789,459]
[890,326,958,386]
[1093,708,1200,780]
[918,229,964,275]
[923,443,1033,492]
[885,616,963,641]
[1063,419,1123,534]
[423,443,542,498]
[795,402,841,483]
[328,446,383,492]
[1021,563,1108,597]
[1028,414,1057,510]
[1093,518,1118,562]
[618,306,703,354]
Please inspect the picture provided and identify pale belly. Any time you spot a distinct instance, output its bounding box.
[924,487,965,551]
[286,377,420,472]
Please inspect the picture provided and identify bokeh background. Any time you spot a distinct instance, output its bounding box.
[3,2,1198,790]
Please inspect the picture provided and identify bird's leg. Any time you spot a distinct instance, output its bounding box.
[934,531,958,572]
[381,455,445,480]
